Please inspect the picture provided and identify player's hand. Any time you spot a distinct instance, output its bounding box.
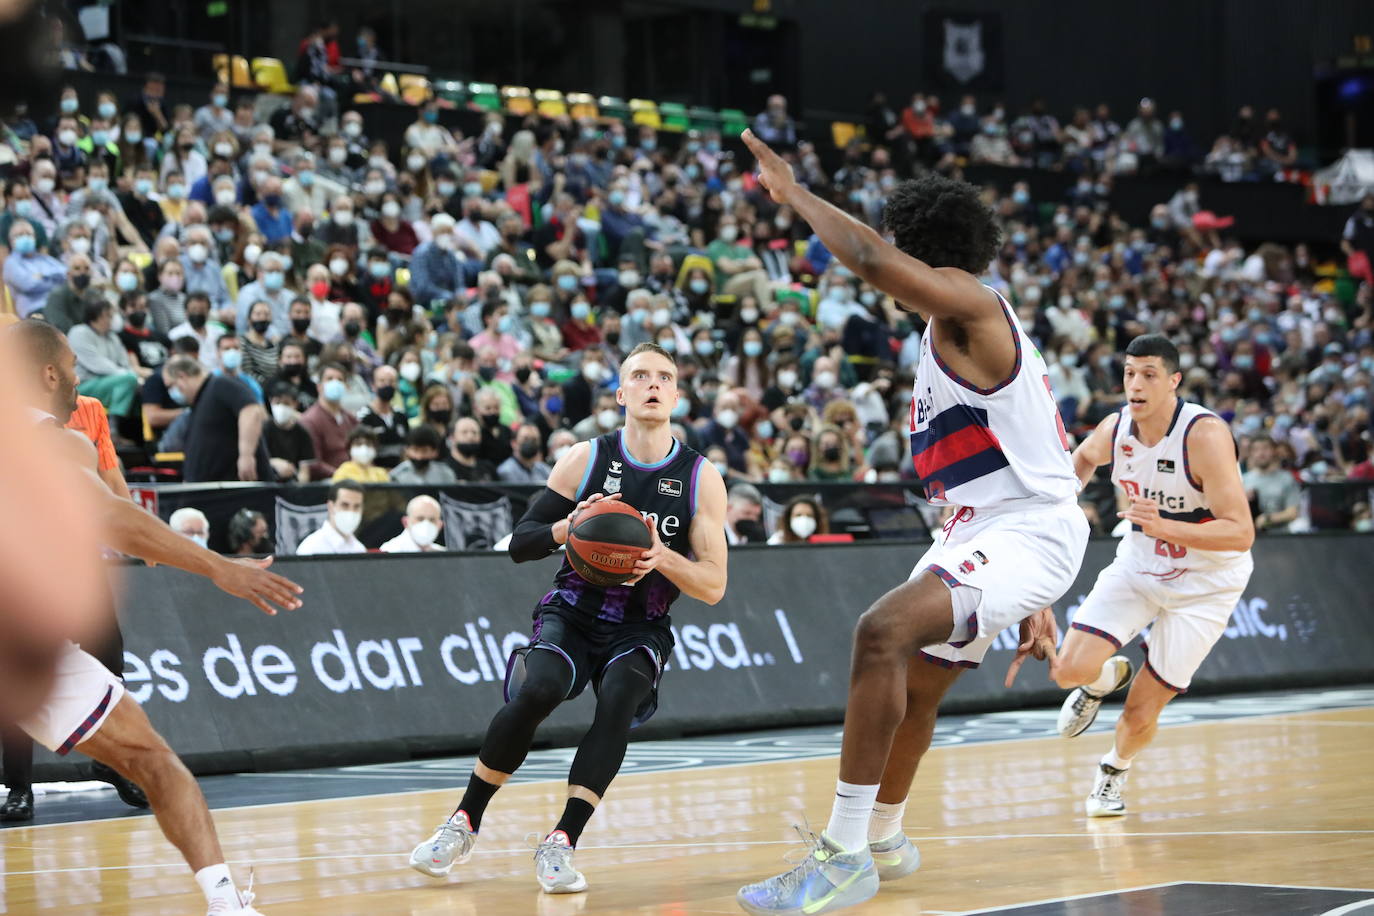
[1118,495,1163,537]
[625,516,665,585]
[210,556,303,616]
[741,129,797,205]
[1004,606,1060,688]
[553,492,621,545]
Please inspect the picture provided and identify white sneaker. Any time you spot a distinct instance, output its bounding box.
[534,830,588,894]
[207,874,261,914]
[1058,656,1133,738]
[1085,763,1129,817]
[409,811,477,878]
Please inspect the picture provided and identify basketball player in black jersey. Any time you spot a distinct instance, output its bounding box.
[409,342,728,894]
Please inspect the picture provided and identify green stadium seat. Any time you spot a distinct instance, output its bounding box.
[688,106,723,132]
[719,107,749,136]
[598,96,630,122]
[658,101,689,132]
[468,82,501,112]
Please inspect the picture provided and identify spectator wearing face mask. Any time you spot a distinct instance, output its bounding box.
[180,226,231,312]
[315,193,370,261]
[410,213,464,305]
[228,508,274,556]
[234,250,293,337]
[497,422,552,484]
[381,495,447,553]
[1243,438,1301,532]
[359,363,408,455]
[118,290,172,373]
[5,220,68,318]
[702,388,750,473]
[296,481,367,556]
[470,387,514,465]
[275,339,317,405]
[560,295,602,353]
[809,424,852,482]
[333,426,389,483]
[571,391,624,441]
[816,275,867,331]
[240,300,281,383]
[446,415,498,482]
[163,355,272,482]
[803,355,843,411]
[768,495,829,545]
[70,299,148,425]
[390,425,457,485]
[264,382,314,482]
[298,361,357,478]
[169,508,211,548]
[523,284,567,363]
[40,251,99,332]
[213,334,263,403]
[723,482,765,545]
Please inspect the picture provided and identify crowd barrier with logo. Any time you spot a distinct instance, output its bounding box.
[32,534,1373,778]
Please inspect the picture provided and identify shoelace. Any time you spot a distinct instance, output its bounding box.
[769,824,829,896]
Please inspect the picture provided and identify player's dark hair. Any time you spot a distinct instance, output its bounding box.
[327,479,364,502]
[881,174,1001,275]
[1124,333,1180,374]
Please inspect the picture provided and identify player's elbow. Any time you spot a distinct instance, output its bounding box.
[700,577,727,606]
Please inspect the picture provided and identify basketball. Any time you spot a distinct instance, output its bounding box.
[566,500,654,587]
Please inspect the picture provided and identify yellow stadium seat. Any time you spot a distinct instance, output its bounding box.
[395,267,411,289]
[831,121,859,149]
[675,253,716,288]
[502,86,533,115]
[231,56,252,89]
[565,92,598,120]
[129,251,152,271]
[629,98,660,128]
[534,89,566,118]
[212,53,228,84]
[380,73,400,98]
[252,57,294,94]
[399,74,431,105]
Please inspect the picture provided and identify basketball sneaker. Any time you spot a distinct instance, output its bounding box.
[868,831,921,881]
[408,811,477,877]
[534,830,587,894]
[737,828,879,915]
[1085,762,1129,817]
[1057,656,1133,738]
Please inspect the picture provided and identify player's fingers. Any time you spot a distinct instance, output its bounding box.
[1004,652,1027,688]
[249,594,277,616]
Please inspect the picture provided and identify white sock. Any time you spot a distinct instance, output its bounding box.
[195,863,241,911]
[1085,658,1121,696]
[867,800,906,844]
[825,780,879,852]
[1102,747,1133,770]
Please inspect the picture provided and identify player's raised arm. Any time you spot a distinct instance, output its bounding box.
[1072,413,1120,488]
[1120,418,1255,553]
[742,129,998,324]
[629,459,728,604]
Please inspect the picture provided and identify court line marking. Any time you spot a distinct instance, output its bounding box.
[6,702,1372,834]
[5,831,1374,877]
[947,881,1374,915]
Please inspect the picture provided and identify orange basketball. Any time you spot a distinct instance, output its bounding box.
[566,500,654,587]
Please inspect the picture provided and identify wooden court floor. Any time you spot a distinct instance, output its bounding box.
[2,706,1372,914]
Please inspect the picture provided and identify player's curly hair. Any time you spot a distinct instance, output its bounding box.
[880,174,1001,275]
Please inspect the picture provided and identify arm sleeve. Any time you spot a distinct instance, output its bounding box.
[508,487,577,564]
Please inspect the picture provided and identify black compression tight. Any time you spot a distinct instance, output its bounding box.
[477,648,571,775]
[567,651,656,797]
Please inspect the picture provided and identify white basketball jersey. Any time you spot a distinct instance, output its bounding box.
[908,288,1079,509]
[1109,399,1248,571]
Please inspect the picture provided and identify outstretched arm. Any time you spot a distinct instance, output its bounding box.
[742,129,996,323]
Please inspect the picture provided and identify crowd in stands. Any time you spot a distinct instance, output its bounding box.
[1,59,1369,546]
[863,92,1306,182]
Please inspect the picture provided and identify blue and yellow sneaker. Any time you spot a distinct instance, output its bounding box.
[737,829,879,915]
[868,831,920,881]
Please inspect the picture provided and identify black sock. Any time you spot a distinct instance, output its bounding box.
[554,797,596,847]
[455,773,500,831]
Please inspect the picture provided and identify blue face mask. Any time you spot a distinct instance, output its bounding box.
[12,235,35,255]
[571,302,591,321]
[694,339,714,356]
[60,98,78,114]
[544,394,563,414]
[423,110,439,123]
[298,171,315,187]
[743,340,763,357]
[134,178,153,196]
[263,271,285,291]
[98,102,117,119]
[212,93,228,108]
[1233,354,1254,370]
[557,275,578,292]
[611,135,626,148]
[464,181,483,197]
[92,131,109,147]
[658,338,676,353]
[498,314,517,334]
[14,199,33,218]
[608,190,625,207]
[671,397,690,417]
[530,301,551,318]
[221,348,242,371]
[87,178,107,193]
[689,279,709,295]
[369,261,390,279]
[323,378,346,402]
[169,384,188,405]
[641,138,656,151]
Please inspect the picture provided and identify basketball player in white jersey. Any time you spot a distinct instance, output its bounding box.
[738,131,1089,914]
[3,319,303,915]
[1051,333,1254,816]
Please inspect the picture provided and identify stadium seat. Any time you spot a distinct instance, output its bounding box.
[395,267,411,289]
[658,101,689,132]
[629,98,661,128]
[468,82,501,111]
[502,86,534,116]
[399,74,432,105]
[566,92,598,120]
[251,57,294,95]
[688,106,722,132]
[719,108,749,135]
[535,89,567,118]
[434,79,468,105]
[830,121,860,149]
[598,96,630,122]
[380,72,400,98]
[675,253,716,287]
[213,54,253,88]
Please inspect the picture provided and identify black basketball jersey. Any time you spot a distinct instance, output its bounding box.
[542,430,705,624]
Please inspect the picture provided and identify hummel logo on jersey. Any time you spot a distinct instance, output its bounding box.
[609,459,623,476]
[657,478,682,497]
[1157,459,1176,473]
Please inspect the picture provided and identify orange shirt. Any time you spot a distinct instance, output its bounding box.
[66,395,118,472]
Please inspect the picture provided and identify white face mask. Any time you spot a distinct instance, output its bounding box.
[715,408,739,429]
[343,122,362,138]
[334,210,354,227]
[652,308,671,327]
[243,244,262,265]
[215,188,237,206]
[381,201,402,219]
[618,270,640,288]
[713,460,730,477]
[364,181,386,196]
[189,533,209,549]
[214,142,234,158]
[270,403,297,426]
[740,308,759,324]
[188,243,209,263]
[34,177,55,194]
[406,154,426,172]
[350,445,376,465]
[777,369,798,389]
[768,467,792,483]
[789,514,817,539]
[779,311,801,326]
[597,408,619,429]
[58,129,77,146]
[329,147,348,164]
[332,508,362,536]
[70,236,92,254]
[330,258,349,276]
[583,362,605,383]
[400,362,421,382]
[408,519,439,547]
[814,371,837,390]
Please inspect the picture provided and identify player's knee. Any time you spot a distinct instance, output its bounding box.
[1118,703,1158,737]
[513,674,565,715]
[1052,659,1095,690]
[853,606,906,660]
[114,738,182,790]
